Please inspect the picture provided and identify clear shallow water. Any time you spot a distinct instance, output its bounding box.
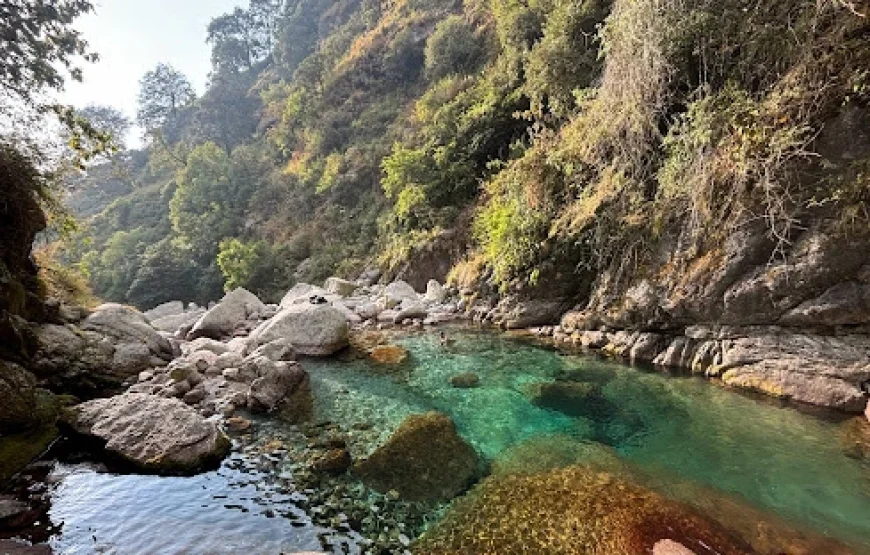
[45,453,360,554]
[307,329,870,551]
[23,328,870,553]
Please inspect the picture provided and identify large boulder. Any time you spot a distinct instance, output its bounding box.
[250,304,348,356]
[280,283,329,308]
[424,280,447,303]
[324,277,358,297]
[381,281,419,308]
[188,288,265,340]
[33,305,173,397]
[353,412,479,502]
[151,308,206,334]
[414,466,752,555]
[83,303,173,359]
[62,393,230,474]
[144,301,185,322]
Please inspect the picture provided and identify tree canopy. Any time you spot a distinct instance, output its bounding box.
[136,63,196,132]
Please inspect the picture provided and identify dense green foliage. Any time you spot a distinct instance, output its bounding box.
[64,0,870,308]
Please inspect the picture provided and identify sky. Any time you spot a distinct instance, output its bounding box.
[61,0,246,143]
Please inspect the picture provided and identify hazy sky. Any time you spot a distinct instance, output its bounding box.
[61,0,245,131]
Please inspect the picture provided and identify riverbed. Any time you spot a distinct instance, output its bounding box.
[3,328,869,553]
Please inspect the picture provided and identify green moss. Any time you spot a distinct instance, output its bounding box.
[353,412,481,502]
[0,425,58,483]
[413,465,752,554]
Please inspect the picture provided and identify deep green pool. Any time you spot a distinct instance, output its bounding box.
[307,328,870,551]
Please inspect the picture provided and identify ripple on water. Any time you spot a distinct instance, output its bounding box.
[47,458,352,555]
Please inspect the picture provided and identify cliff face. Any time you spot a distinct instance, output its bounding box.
[0,146,48,363]
[474,105,870,413]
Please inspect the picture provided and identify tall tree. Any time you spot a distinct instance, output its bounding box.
[207,0,282,74]
[136,63,196,132]
[77,105,131,148]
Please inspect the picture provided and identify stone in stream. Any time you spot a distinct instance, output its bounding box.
[246,360,307,412]
[414,466,752,555]
[353,412,479,502]
[449,372,480,389]
[250,304,348,356]
[310,448,352,474]
[62,393,231,474]
[369,344,409,364]
[381,281,419,308]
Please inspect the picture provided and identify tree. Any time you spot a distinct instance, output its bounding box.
[0,0,97,106]
[136,63,196,132]
[424,16,484,80]
[207,0,282,74]
[189,71,258,151]
[78,105,132,148]
[0,0,107,165]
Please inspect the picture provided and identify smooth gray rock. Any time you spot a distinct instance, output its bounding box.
[185,337,230,356]
[189,288,265,340]
[151,309,206,334]
[393,301,428,324]
[324,277,358,297]
[280,283,329,308]
[250,304,348,356]
[381,281,419,308]
[63,393,230,473]
[248,338,296,362]
[424,280,447,303]
[83,304,172,358]
[144,301,185,322]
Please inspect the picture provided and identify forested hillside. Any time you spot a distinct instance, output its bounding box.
[64,0,870,316]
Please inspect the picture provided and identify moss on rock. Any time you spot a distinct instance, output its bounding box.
[413,466,752,555]
[353,412,480,502]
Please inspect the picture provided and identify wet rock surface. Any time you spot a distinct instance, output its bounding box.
[414,466,753,555]
[61,393,231,473]
[353,412,480,502]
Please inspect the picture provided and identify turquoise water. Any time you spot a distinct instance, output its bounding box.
[15,328,870,553]
[307,329,870,551]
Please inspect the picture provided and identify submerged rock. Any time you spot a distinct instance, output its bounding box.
[251,304,348,356]
[353,412,479,502]
[449,372,480,389]
[413,466,751,555]
[526,381,601,417]
[311,448,352,474]
[369,344,409,364]
[62,393,231,474]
